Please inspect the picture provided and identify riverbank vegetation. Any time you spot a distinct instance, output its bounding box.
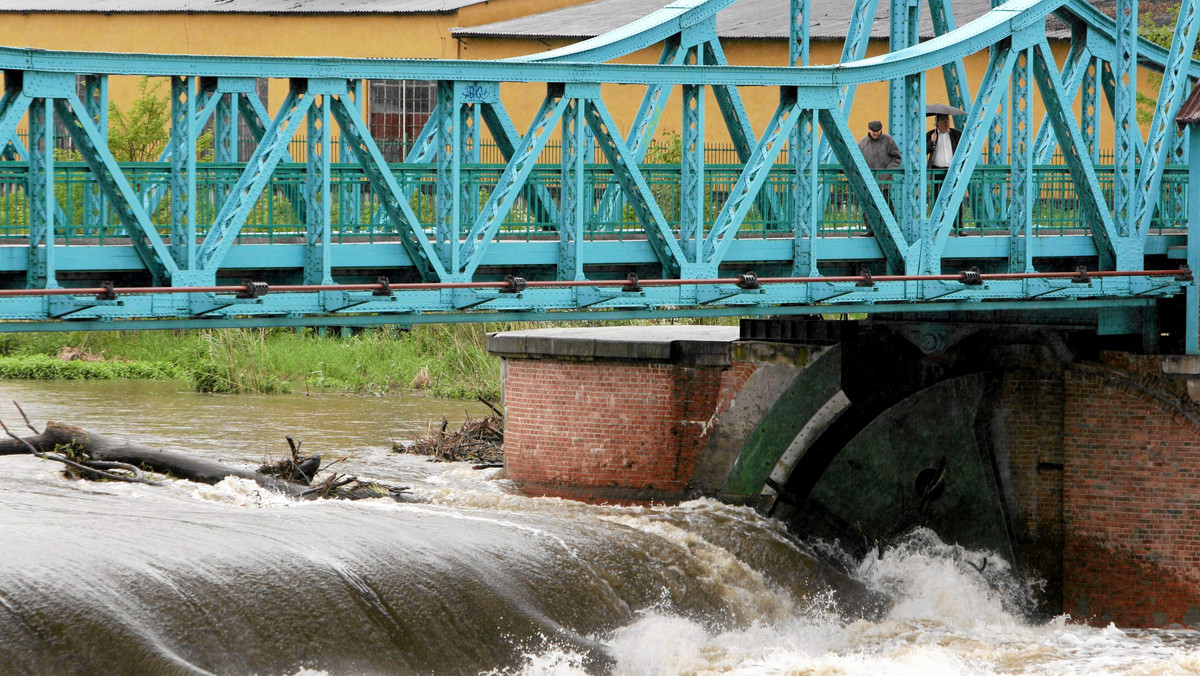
[0,324,500,399]
[0,318,739,399]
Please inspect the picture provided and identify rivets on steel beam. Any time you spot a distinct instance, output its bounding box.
[237,279,270,298]
[736,271,760,290]
[500,275,527,294]
[373,276,392,297]
[623,273,642,293]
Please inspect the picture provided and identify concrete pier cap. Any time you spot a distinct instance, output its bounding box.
[486,325,740,366]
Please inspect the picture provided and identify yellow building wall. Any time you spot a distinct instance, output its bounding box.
[0,4,591,138]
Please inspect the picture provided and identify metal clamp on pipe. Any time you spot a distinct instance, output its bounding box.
[1072,266,1090,284]
[1176,267,1194,283]
[373,276,393,296]
[500,275,527,293]
[856,270,874,287]
[96,281,117,301]
[623,273,642,292]
[236,280,270,299]
[736,272,760,290]
[959,268,982,285]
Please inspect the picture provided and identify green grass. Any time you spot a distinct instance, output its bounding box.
[0,354,182,381]
[0,318,745,398]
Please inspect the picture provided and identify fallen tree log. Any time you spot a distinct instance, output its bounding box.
[0,420,411,501]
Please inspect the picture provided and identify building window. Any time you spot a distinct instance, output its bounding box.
[369,80,435,162]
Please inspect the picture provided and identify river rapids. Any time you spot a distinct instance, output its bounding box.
[0,381,1197,675]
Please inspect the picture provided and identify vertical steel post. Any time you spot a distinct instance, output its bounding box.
[27,98,55,289]
[436,81,461,277]
[983,0,1008,224]
[215,93,237,163]
[682,48,706,263]
[789,0,810,68]
[170,76,197,272]
[1082,57,1101,162]
[793,109,819,277]
[559,99,586,281]
[901,72,927,245]
[1114,0,1138,236]
[305,93,332,285]
[339,79,363,231]
[888,0,919,150]
[83,75,107,236]
[1010,48,1035,272]
[460,98,481,228]
[1186,121,1200,353]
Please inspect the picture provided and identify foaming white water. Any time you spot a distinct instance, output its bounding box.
[503,528,1200,676]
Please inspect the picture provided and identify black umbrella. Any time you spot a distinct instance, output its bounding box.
[926,102,968,116]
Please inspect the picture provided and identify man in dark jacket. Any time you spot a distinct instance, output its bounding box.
[857,120,901,226]
[925,114,961,168]
[926,113,964,228]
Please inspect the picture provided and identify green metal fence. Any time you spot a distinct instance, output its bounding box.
[0,160,1185,245]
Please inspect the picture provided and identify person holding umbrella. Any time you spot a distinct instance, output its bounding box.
[925,104,965,168]
[925,103,966,228]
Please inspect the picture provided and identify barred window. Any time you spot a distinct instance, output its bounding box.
[369,80,435,162]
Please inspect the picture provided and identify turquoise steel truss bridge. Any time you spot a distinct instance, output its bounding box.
[0,0,1198,346]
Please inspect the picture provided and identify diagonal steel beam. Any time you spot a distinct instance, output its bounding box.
[585,96,687,278]
[703,90,799,269]
[196,84,313,272]
[0,80,31,159]
[479,99,560,224]
[329,90,445,281]
[1033,38,1123,269]
[929,44,1017,266]
[53,95,179,283]
[1032,36,1089,164]
[818,108,910,273]
[1134,0,1200,240]
[459,89,570,279]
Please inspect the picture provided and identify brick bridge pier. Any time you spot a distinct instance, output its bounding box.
[487,318,1200,628]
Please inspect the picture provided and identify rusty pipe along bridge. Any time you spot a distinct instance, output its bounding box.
[0,0,1199,348]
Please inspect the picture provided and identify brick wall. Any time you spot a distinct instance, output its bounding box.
[1063,354,1200,627]
[988,366,1065,615]
[503,357,756,503]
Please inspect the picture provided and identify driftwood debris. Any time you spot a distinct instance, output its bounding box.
[396,411,504,466]
[0,415,411,501]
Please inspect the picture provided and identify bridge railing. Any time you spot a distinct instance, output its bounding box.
[0,161,1185,244]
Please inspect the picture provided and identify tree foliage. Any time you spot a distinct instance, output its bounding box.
[107,77,170,162]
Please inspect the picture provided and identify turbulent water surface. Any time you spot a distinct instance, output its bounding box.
[0,380,1197,675]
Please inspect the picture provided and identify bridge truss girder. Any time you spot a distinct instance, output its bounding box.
[0,0,1193,338]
